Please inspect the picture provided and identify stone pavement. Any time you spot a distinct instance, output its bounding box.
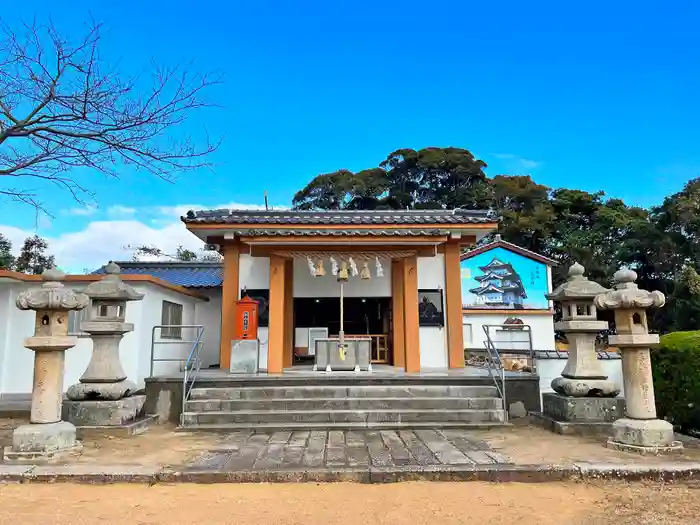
[183,429,512,471]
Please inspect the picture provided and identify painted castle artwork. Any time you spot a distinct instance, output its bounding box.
[460,246,550,310]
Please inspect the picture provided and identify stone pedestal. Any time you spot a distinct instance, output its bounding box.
[532,392,626,436]
[64,262,150,436]
[4,269,89,462]
[595,268,682,454]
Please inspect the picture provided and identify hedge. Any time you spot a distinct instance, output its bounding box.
[651,331,700,433]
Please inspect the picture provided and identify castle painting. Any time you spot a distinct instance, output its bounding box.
[460,246,550,310]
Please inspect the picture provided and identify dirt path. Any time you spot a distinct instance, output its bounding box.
[0,481,697,525]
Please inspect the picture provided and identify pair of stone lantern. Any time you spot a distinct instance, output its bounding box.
[63,262,148,433]
[4,269,89,461]
[535,263,625,435]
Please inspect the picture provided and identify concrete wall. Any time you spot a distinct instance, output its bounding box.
[417,254,448,369]
[0,280,205,395]
[463,312,556,352]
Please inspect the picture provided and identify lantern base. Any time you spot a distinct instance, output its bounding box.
[66,379,136,401]
[63,395,146,427]
[551,377,620,398]
[608,418,682,453]
[4,421,81,462]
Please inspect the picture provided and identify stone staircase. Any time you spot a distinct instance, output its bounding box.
[179,378,506,431]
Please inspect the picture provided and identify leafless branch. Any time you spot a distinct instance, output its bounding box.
[0,19,222,211]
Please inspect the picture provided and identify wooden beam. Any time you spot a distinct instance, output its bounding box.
[283,258,294,368]
[445,239,465,368]
[391,259,406,369]
[241,236,449,245]
[268,254,286,374]
[403,255,421,373]
[219,241,240,369]
[248,244,439,257]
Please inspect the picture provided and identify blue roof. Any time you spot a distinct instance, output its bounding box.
[93,262,223,288]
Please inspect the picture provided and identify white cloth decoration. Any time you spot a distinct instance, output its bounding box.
[330,256,339,276]
[349,257,358,276]
[307,256,315,276]
[375,257,384,277]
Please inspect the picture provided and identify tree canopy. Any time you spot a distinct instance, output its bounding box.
[293,146,700,334]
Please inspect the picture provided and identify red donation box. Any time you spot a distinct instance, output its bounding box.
[233,296,259,340]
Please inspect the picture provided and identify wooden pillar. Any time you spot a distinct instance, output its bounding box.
[391,259,406,368]
[403,255,421,373]
[445,239,465,368]
[268,254,286,374]
[219,241,240,369]
[283,258,294,368]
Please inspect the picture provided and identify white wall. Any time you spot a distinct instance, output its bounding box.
[537,357,625,396]
[292,257,391,298]
[194,288,222,368]
[417,255,448,369]
[463,312,556,352]
[0,279,207,395]
[141,286,199,379]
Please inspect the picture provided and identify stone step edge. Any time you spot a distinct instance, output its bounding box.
[182,408,505,416]
[190,385,500,391]
[186,396,504,404]
[4,463,700,484]
[176,421,507,431]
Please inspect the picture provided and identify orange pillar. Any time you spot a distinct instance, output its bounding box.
[219,241,240,369]
[445,239,465,368]
[403,255,421,373]
[391,259,406,368]
[283,258,294,367]
[268,254,286,374]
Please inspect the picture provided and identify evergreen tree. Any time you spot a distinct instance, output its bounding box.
[13,235,55,274]
[0,234,13,269]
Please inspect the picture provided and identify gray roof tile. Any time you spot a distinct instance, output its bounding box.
[182,209,495,226]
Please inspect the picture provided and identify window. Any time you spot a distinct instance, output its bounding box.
[161,300,183,339]
[240,289,269,327]
[67,307,89,336]
[418,289,444,327]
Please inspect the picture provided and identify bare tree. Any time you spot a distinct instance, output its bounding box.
[0,20,221,211]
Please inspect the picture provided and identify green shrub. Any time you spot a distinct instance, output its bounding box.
[651,331,700,433]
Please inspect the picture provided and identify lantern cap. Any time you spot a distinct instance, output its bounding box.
[546,262,609,301]
[84,262,144,301]
[594,266,665,310]
[16,267,89,311]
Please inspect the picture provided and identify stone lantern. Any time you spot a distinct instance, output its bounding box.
[534,263,625,435]
[63,262,147,433]
[4,268,89,461]
[594,268,682,452]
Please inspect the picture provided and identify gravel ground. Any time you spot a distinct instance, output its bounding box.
[0,481,697,525]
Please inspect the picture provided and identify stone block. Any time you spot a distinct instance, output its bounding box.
[5,421,81,462]
[610,417,678,448]
[543,392,625,422]
[508,401,527,419]
[63,395,146,427]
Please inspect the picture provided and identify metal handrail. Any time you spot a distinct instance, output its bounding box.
[181,328,205,420]
[481,325,507,423]
[149,325,205,376]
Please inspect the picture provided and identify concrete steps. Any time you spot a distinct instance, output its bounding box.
[180,381,506,431]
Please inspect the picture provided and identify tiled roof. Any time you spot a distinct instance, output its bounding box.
[182,209,495,226]
[93,262,223,288]
[461,234,558,266]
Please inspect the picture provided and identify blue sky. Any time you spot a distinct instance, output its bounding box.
[2,1,700,270]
